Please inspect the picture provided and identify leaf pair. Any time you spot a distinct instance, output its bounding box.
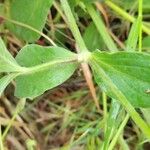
[1,35,150,108]
[0,0,79,99]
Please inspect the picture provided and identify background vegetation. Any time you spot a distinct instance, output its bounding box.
[0,0,150,149]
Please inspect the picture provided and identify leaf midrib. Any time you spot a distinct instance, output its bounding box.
[21,57,78,75]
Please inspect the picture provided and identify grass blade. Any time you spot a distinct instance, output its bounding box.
[86,3,118,51]
[126,18,140,51]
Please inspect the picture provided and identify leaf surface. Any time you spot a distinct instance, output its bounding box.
[83,23,105,51]
[143,36,150,51]
[7,0,53,42]
[90,50,150,108]
[15,45,78,99]
[0,38,22,73]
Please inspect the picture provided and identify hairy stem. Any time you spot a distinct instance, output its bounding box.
[60,0,88,53]
[60,0,101,112]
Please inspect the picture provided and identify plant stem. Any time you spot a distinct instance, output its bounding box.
[108,114,129,150]
[105,1,134,22]
[0,126,4,150]
[105,0,150,35]
[1,16,56,46]
[91,60,150,139]
[60,0,100,112]
[86,3,118,51]
[138,0,143,52]
[60,0,88,53]
[102,92,107,132]
[2,113,18,141]
[2,99,26,141]
[119,134,130,150]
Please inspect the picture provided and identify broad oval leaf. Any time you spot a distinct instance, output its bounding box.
[0,38,22,73]
[90,50,150,108]
[15,45,78,99]
[6,0,53,42]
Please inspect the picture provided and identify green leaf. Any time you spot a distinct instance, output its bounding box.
[143,0,150,12]
[143,36,150,51]
[68,0,80,8]
[0,3,5,16]
[0,73,18,96]
[86,3,118,52]
[90,50,150,108]
[141,108,150,125]
[6,0,53,42]
[82,0,97,4]
[15,45,78,99]
[83,23,105,51]
[0,38,22,73]
[126,18,140,51]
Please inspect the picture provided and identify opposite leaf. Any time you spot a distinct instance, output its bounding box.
[15,45,78,99]
[90,50,150,108]
[0,38,22,73]
[6,0,53,42]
